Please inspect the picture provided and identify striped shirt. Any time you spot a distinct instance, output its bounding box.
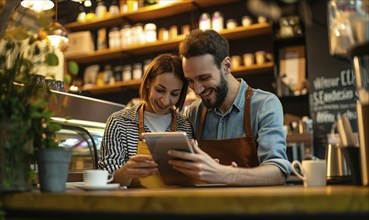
[98,103,194,174]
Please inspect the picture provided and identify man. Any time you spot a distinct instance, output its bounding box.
[167,29,292,186]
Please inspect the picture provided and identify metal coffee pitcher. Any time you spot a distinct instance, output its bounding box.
[325,144,351,183]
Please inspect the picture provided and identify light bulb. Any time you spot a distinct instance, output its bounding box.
[20,0,54,13]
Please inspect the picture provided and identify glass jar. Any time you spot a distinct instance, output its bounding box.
[109,27,121,48]
[226,19,237,29]
[231,55,241,68]
[199,13,211,31]
[122,64,132,81]
[144,23,157,43]
[133,23,145,45]
[211,11,224,32]
[95,0,107,18]
[132,63,143,80]
[169,25,178,39]
[114,65,123,82]
[109,0,120,15]
[158,28,169,41]
[258,16,267,24]
[181,24,190,36]
[242,16,252,27]
[243,53,254,66]
[120,25,132,48]
[103,64,113,84]
[255,51,266,65]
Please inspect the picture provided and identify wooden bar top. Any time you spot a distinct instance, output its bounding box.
[1,185,369,218]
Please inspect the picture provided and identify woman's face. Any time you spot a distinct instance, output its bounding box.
[145,72,183,115]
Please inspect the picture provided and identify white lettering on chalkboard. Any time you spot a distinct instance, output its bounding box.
[312,68,358,125]
[316,111,335,123]
[313,76,340,90]
[312,89,355,105]
[340,69,355,86]
[336,110,357,120]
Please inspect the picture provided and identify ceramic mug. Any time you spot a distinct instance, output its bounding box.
[291,160,327,187]
[83,170,114,186]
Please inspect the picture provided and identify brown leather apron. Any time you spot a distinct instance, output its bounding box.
[196,86,259,168]
[131,103,177,188]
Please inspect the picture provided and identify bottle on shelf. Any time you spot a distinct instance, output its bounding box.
[97,28,107,50]
[144,0,157,6]
[120,25,132,48]
[144,23,157,43]
[109,0,120,15]
[133,23,145,45]
[122,64,132,81]
[114,65,123,82]
[199,13,211,31]
[109,27,121,49]
[95,0,107,18]
[103,65,113,84]
[76,4,86,22]
[132,63,143,80]
[212,11,224,32]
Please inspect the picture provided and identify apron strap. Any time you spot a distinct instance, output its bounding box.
[197,104,207,141]
[139,103,145,140]
[245,86,253,137]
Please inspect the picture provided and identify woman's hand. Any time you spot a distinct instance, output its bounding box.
[125,154,158,178]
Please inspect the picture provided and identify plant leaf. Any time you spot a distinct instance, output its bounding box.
[45,53,59,66]
[67,61,79,75]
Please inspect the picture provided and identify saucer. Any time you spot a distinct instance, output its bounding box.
[74,183,121,191]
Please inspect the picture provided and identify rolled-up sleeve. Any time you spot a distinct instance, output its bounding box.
[255,94,292,178]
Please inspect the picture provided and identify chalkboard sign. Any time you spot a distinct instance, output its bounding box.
[305,0,358,159]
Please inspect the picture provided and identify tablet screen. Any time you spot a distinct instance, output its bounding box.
[142,131,198,186]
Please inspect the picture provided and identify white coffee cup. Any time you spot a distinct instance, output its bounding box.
[83,170,114,186]
[291,160,327,187]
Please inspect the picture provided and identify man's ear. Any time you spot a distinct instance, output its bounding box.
[223,57,232,73]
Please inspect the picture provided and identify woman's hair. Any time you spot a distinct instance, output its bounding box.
[139,53,188,111]
[179,29,229,69]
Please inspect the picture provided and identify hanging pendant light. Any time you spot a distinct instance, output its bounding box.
[46,0,69,92]
[20,0,54,13]
[47,0,68,48]
[47,22,68,48]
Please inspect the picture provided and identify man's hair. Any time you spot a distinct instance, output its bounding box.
[179,29,229,69]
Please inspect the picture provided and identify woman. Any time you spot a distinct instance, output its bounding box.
[98,54,194,188]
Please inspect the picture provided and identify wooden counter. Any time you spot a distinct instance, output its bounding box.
[1,185,369,219]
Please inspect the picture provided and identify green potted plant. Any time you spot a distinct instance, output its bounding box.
[0,1,71,193]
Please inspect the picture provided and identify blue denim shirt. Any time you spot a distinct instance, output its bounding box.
[185,79,292,178]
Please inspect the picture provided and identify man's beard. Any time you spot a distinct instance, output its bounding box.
[202,73,228,109]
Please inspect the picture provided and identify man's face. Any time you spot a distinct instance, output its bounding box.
[182,54,228,108]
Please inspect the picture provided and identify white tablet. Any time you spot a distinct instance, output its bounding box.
[142,131,199,186]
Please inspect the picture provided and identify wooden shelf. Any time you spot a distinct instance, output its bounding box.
[82,79,142,94]
[65,23,272,64]
[65,0,240,32]
[232,62,274,77]
[286,133,313,145]
[81,62,273,95]
[65,36,185,64]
